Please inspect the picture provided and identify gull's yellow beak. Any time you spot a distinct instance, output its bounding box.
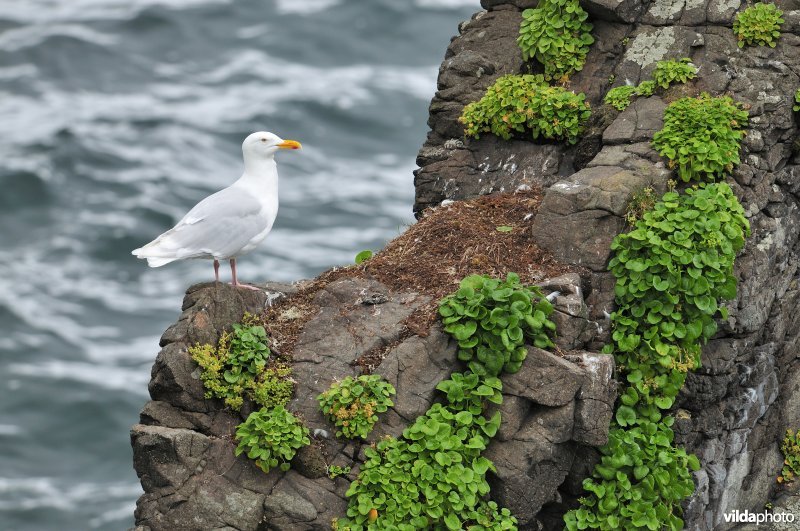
[278,139,302,150]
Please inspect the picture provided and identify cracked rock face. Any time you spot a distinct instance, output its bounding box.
[415,0,800,528]
[132,278,615,530]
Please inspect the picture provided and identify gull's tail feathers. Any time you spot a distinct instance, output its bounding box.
[132,231,188,268]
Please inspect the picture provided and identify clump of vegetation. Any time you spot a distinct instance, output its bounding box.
[318,375,396,439]
[652,58,697,89]
[335,379,516,530]
[624,186,656,225]
[608,183,749,399]
[603,60,693,113]
[604,85,637,111]
[794,89,800,112]
[779,429,800,483]
[652,93,749,182]
[566,182,750,530]
[335,273,556,530]
[440,273,556,376]
[733,2,784,48]
[517,0,594,81]
[461,74,591,144]
[635,80,655,97]
[235,405,310,473]
[328,465,351,479]
[190,322,294,410]
[567,420,700,530]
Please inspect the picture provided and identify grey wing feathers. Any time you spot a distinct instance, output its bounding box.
[132,187,266,265]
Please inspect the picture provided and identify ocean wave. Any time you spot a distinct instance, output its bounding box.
[0,476,140,515]
[0,0,231,24]
[415,0,479,7]
[0,425,23,437]
[0,23,117,51]
[0,62,437,150]
[274,0,340,15]
[7,360,152,396]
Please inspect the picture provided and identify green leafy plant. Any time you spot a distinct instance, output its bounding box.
[518,0,594,81]
[190,323,293,410]
[328,465,352,479]
[335,272,556,530]
[779,429,800,483]
[460,74,591,144]
[652,93,749,182]
[566,421,700,530]
[604,79,660,112]
[235,405,310,473]
[439,273,556,376]
[318,375,396,439]
[794,89,800,112]
[609,183,749,384]
[733,2,784,48]
[652,58,697,89]
[334,384,514,530]
[566,182,750,529]
[355,250,373,264]
[635,80,655,97]
[604,85,637,111]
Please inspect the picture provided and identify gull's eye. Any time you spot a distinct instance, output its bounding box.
[260,138,267,143]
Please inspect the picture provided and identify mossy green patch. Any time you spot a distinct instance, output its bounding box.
[460,74,591,144]
[190,321,294,410]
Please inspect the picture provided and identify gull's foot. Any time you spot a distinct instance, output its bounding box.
[231,282,262,291]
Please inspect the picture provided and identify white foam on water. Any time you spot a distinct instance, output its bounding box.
[0,60,438,150]
[7,360,152,396]
[274,0,340,15]
[0,476,141,513]
[0,23,118,51]
[0,425,23,436]
[83,335,163,363]
[88,501,138,528]
[415,0,479,7]
[0,0,232,23]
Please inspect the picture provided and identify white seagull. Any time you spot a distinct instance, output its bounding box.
[132,131,301,288]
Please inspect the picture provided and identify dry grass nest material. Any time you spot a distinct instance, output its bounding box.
[259,190,573,359]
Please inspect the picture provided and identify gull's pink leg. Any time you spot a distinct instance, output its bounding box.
[230,258,260,290]
[230,258,239,286]
[214,259,220,282]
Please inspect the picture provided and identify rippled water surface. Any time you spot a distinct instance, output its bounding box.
[0,1,477,528]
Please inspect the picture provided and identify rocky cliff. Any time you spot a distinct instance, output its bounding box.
[132,0,800,529]
[414,0,800,529]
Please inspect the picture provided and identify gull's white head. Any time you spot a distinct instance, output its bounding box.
[242,131,302,160]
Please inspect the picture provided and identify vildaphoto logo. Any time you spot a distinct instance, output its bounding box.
[723,509,796,525]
